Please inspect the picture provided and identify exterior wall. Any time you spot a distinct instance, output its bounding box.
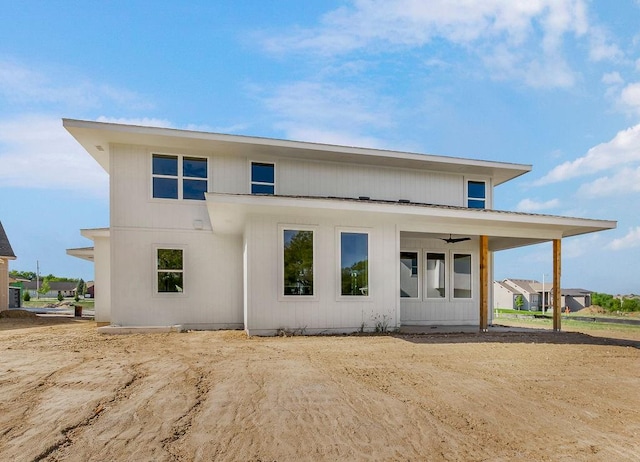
[94,236,111,324]
[493,282,516,309]
[244,213,399,335]
[0,259,7,311]
[109,227,243,328]
[562,295,590,312]
[399,236,479,325]
[109,143,486,228]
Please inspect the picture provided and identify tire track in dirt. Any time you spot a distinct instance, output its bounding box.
[160,366,209,461]
[31,364,145,462]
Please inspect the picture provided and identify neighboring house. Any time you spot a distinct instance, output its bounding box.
[0,221,17,311]
[494,279,541,311]
[24,281,77,299]
[495,279,593,312]
[64,119,616,334]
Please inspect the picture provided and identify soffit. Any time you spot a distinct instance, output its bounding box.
[63,119,531,185]
[204,194,616,251]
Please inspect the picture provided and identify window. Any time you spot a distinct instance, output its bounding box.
[467,180,486,209]
[453,253,472,298]
[426,252,446,298]
[400,251,419,298]
[283,229,314,296]
[340,232,368,296]
[157,248,184,293]
[152,154,208,200]
[251,162,275,195]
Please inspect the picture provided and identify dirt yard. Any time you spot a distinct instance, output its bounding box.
[1,317,638,461]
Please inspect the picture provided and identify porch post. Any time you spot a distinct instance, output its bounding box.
[479,235,489,332]
[553,239,562,331]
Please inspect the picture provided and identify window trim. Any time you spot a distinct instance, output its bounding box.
[278,224,318,301]
[465,178,488,209]
[400,249,421,300]
[336,227,371,300]
[151,152,209,201]
[451,252,473,300]
[250,160,276,195]
[153,245,186,296]
[425,251,448,300]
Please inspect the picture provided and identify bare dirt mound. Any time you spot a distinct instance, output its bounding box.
[0,309,37,319]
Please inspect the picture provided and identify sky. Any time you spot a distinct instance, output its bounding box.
[0,0,639,294]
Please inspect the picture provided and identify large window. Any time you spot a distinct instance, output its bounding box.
[157,248,184,293]
[340,232,368,296]
[467,180,486,209]
[400,251,419,298]
[453,253,472,298]
[251,162,275,195]
[283,229,314,296]
[426,252,446,298]
[152,154,208,200]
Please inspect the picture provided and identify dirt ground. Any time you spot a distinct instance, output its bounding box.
[1,317,638,461]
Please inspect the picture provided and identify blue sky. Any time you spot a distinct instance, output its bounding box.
[1,0,638,294]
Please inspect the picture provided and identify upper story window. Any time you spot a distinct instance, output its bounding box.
[251,162,275,195]
[152,154,208,200]
[467,180,486,209]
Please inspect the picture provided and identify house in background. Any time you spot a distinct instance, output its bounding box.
[24,281,77,299]
[494,278,593,312]
[64,119,616,334]
[0,221,17,311]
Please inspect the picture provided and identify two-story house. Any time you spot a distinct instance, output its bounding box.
[64,119,616,334]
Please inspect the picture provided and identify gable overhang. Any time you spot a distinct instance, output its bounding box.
[66,247,95,262]
[62,119,531,185]
[205,193,616,251]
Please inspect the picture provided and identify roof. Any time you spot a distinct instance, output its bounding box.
[0,221,16,259]
[205,193,616,251]
[494,281,522,295]
[24,281,77,291]
[63,118,531,186]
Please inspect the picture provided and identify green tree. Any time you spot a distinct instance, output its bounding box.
[23,291,31,302]
[38,280,51,297]
[515,294,524,310]
[57,291,63,302]
[9,270,36,280]
[621,298,640,312]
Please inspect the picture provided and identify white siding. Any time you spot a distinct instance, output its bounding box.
[109,228,243,328]
[244,213,398,335]
[94,236,111,323]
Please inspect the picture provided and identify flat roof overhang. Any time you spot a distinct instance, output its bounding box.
[63,118,531,185]
[205,194,616,251]
[66,247,94,262]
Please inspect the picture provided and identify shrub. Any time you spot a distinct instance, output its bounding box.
[57,291,63,302]
[23,291,30,302]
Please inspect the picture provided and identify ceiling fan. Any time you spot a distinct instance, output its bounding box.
[441,234,471,244]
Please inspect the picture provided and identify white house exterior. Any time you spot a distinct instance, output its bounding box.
[64,119,616,334]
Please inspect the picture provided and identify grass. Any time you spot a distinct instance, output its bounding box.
[496,315,640,336]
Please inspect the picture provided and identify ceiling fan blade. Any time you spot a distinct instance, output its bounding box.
[441,234,471,243]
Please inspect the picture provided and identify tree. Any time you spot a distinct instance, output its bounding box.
[9,270,36,280]
[621,298,640,312]
[57,291,64,302]
[38,280,50,297]
[76,278,85,297]
[23,291,31,302]
[515,294,524,310]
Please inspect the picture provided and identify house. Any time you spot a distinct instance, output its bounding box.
[24,281,77,299]
[0,221,17,311]
[494,279,593,312]
[64,119,616,334]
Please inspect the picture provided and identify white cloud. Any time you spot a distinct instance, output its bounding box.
[537,123,640,184]
[607,227,640,250]
[516,198,560,212]
[263,0,611,89]
[601,71,623,86]
[0,114,108,197]
[262,81,395,146]
[619,82,640,113]
[0,60,151,111]
[578,166,640,197]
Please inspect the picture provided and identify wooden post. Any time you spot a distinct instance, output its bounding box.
[553,239,562,331]
[480,235,489,332]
